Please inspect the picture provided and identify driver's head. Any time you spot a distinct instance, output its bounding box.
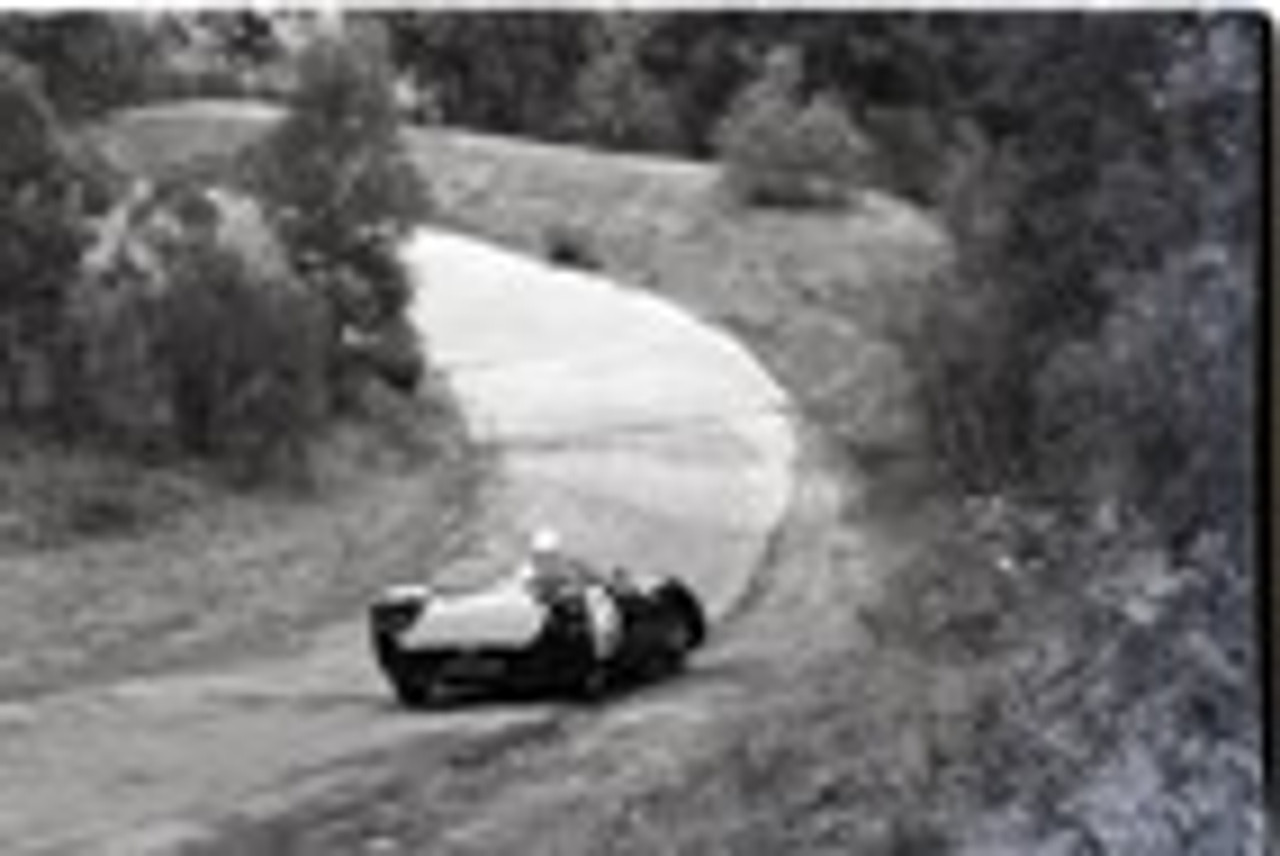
[529,526,562,558]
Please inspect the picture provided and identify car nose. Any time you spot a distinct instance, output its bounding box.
[370,594,427,637]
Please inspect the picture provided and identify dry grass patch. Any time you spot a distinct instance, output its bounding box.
[0,382,481,701]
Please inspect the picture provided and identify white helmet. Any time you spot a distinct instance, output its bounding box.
[529,527,562,555]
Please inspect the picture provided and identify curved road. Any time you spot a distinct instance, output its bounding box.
[0,228,796,854]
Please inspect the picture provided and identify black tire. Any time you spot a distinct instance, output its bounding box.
[565,663,611,703]
[656,581,707,652]
[627,583,705,681]
[370,622,442,709]
[390,670,437,709]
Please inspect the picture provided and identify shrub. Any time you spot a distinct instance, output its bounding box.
[155,215,328,481]
[543,222,601,270]
[69,179,328,480]
[715,50,874,210]
[0,51,111,423]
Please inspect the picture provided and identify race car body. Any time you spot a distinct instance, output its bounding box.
[370,565,706,707]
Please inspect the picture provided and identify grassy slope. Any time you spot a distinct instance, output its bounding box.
[0,412,479,701]
[104,102,1260,854]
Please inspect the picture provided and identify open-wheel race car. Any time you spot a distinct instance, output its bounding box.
[369,530,707,707]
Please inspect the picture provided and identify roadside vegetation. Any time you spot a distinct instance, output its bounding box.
[207,12,1254,854]
[0,17,475,698]
[0,11,1260,852]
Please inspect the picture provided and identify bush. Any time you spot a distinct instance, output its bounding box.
[0,51,111,423]
[715,50,874,210]
[543,222,601,270]
[155,211,328,482]
[68,179,328,481]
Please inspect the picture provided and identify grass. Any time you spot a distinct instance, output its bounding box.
[104,100,953,848]
[0,334,480,700]
[96,100,1261,853]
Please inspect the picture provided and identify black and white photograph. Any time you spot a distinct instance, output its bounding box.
[0,6,1265,854]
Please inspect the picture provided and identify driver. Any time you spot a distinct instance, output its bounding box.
[516,527,621,661]
[515,527,593,600]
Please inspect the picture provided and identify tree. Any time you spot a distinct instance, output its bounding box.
[715,48,874,209]
[247,19,429,410]
[386,12,592,138]
[563,17,687,153]
[0,51,109,422]
[250,21,427,309]
[0,14,171,118]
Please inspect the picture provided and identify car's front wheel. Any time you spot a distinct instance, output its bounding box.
[655,581,707,655]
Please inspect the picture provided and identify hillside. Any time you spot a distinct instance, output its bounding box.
[92,100,1262,854]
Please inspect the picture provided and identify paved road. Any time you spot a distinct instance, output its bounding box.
[0,228,796,854]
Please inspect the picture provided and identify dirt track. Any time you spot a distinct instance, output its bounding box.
[0,229,800,854]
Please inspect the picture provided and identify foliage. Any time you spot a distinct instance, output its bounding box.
[0,51,115,424]
[0,14,171,119]
[1036,239,1253,553]
[244,19,430,422]
[715,49,874,209]
[249,20,428,328]
[157,233,327,480]
[862,105,958,203]
[66,179,329,481]
[386,12,592,137]
[0,53,85,311]
[877,15,1259,546]
[0,15,436,483]
[560,18,686,153]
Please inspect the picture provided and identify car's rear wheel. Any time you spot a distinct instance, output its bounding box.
[390,670,436,708]
[385,651,450,709]
[371,620,443,709]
